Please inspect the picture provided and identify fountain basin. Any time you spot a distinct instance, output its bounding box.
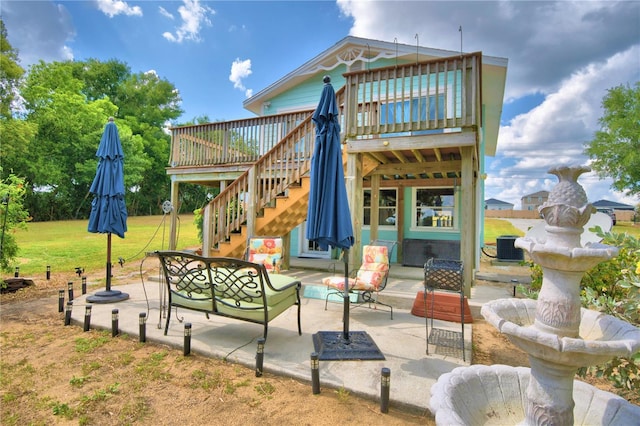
[430,364,640,426]
[515,238,619,272]
[481,299,640,368]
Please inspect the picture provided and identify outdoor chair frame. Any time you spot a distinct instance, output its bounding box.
[423,258,466,361]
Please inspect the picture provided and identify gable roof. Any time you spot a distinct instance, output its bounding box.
[592,199,635,210]
[244,36,508,156]
[485,198,513,206]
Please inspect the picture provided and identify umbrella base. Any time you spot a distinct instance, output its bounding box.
[312,331,385,361]
[86,290,130,304]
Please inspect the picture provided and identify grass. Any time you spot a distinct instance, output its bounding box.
[6,215,638,277]
[9,214,199,276]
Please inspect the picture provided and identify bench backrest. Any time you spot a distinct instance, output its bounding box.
[156,251,270,311]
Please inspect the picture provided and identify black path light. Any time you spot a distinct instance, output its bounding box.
[83,305,92,332]
[67,281,74,302]
[46,265,51,280]
[183,323,192,356]
[58,289,65,313]
[139,312,146,343]
[255,337,265,377]
[64,301,73,326]
[14,267,19,277]
[81,276,87,295]
[310,352,320,394]
[111,309,119,337]
[380,367,391,413]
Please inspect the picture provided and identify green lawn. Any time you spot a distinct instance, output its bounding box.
[5,215,638,278]
[8,214,199,277]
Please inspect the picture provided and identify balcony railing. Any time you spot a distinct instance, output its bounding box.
[343,52,481,138]
[169,111,313,168]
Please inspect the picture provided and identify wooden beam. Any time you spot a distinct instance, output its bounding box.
[346,131,476,153]
[373,160,462,176]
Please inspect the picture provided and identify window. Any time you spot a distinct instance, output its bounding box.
[380,95,445,125]
[414,187,455,229]
[363,188,397,226]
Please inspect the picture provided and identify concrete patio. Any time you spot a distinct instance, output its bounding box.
[69,257,525,413]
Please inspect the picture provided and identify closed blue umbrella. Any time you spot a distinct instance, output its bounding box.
[306,76,354,340]
[87,117,129,303]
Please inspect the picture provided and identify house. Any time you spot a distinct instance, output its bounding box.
[592,199,635,211]
[165,36,508,296]
[521,190,549,211]
[485,198,514,211]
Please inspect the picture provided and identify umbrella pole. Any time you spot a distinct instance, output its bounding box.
[342,248,350,341]
[106,233,112,292]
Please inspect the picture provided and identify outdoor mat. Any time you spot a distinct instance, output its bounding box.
[303,285,359,303]
[312,331,385,361]
[428,328,464,359]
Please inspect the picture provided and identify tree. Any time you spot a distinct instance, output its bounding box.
[0,19,24,119]
[0,172,30,273]
[585,83,640,197]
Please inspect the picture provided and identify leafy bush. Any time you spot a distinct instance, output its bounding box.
[0,172,30,273]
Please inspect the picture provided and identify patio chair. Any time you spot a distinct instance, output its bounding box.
[423,258,465,361]
[246,236,284,273]
[323,240,397,319]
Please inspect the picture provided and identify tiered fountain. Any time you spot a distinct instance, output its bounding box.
[430,166,640,425]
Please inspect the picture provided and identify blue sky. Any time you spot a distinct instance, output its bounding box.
[3,0,639,208]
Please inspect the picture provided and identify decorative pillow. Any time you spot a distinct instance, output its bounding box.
[248,238,283,271]
[362,245,389,264]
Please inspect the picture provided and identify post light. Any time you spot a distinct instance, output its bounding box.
[111,309,119,337]
[14,267,19,277]
[183,323,192,356]
[255,337,265,377]
[64,301,73,326]
[83,305,92,332]
[67,281,74,301]
[46,265,51,280]
[58,289,65,313]
[310,352,320,394]
[139,312,146,343]
[380,367,391,413]
[82,276,87,295]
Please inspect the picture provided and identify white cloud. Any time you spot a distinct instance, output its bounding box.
[159,6,174,20]
[96,0,142,18]
[229,58,253,98]
[162,0,215,43]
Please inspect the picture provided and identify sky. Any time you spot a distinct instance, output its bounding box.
[2,0,639,209]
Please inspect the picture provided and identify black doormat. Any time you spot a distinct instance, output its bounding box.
[312,331,385,361]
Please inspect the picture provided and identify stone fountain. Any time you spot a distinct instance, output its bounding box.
[430,166,640,425]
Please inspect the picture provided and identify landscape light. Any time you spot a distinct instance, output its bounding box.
[139,313,146,343]
[83,305,92,332]
[310,352,320,394]
[255,337,265,377]
[380,368,391,413]
[183,323,192,356]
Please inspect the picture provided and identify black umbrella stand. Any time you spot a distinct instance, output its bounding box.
[312,248,385,361]
[86,233,129,303]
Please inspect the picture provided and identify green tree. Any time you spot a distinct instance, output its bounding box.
[0,19,24,119]
[585,83,640,196]
[0,172,30,273]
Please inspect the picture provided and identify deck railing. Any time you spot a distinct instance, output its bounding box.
[343,52,481,138]
[203,87,346,250]
[169,111,314,167]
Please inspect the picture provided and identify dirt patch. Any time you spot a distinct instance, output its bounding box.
[1,263,636,424]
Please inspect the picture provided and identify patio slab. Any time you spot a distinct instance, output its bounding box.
[71,267,473,414]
